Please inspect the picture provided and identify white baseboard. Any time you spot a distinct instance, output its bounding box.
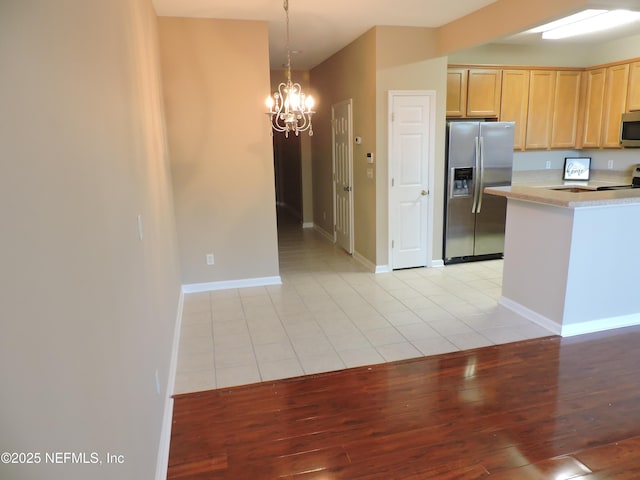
[302,222,314,229]
[182,275,282,294]
[313,224,334,243]
[375,265,391,273]
[352,250,377,272]
[499,295,640,337]
[430,259,445,268]
[560,313,640,337]
[155,289,184,480]
[499,296,562,336]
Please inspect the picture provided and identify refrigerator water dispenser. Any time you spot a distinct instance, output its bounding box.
[451,167,472,197]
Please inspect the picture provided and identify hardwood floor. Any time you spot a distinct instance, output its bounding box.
[167,325,640,479]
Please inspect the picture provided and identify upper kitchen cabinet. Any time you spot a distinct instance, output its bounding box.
[525,70,555,149]
[627,61,640,112]
[500,70,529,151]
[446,68,501,118]
[446,69,468,117]
[601,63,629,148]
[550,70,582,149]
[582,68,606,148]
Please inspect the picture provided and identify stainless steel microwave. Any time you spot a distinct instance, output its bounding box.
[621,111,640,147]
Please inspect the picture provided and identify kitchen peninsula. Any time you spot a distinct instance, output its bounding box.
[486,174,640,337]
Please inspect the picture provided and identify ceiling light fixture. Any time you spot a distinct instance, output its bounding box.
[529,9,640,40]
[266,0,315,137]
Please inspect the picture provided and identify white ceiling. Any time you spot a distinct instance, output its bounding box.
[152,0,498,70]
[153,0,640,70]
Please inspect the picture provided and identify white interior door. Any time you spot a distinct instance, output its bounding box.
[389,92,434,269]
[333,99,353,254]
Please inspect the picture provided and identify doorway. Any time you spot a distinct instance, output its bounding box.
[273,131,303,222]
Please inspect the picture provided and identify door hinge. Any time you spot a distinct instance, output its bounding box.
[391,178,395,187]
[391,112,395,122]
[392,240,395,249]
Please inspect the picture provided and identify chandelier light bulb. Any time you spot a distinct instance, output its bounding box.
[305,96,315,109]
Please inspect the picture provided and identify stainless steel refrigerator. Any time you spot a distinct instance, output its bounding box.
[444,121,515,264]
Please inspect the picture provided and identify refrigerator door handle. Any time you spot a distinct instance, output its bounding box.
[477,136,485,213]
[471,136,480,214]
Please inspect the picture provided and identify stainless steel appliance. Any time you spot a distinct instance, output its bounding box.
[620,111,640,147]
[444,121,515,264]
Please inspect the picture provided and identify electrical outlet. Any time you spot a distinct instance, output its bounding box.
[545,161,551,169]
[607,160,614,170]
[206,253,215,265]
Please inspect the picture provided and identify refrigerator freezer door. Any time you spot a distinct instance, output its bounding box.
[474,122,514,256]
[444,122,478,260]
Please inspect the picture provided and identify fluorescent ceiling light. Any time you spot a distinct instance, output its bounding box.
[529,9,606,33]
[528,9,640,40]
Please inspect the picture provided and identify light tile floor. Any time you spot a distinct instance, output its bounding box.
[174,214,554,394]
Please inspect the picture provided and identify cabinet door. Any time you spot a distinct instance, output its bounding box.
[500,70,529,151]
[525,70,555,149]
[447,69,467,117]
[551,71,582,148]
[466,69,502,117]
[627,61,640,112]
[601,64,629,148]
[582,68,606,149]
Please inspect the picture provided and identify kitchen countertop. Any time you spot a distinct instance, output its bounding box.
[485,169,640,208]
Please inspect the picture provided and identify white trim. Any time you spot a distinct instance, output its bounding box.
[430,259,445,268]
[313,224,334,243]
[499,296,562,336]
[500,295,640,337]
[561,313,640,337]
[352,250,376,272]
[375,265,392,274]
[182,276,282,293]
[302,222,314,229]
[155,289,184,480]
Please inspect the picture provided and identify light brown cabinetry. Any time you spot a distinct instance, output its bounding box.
[601,64,629,148]
[551,71,582,149]
[446,69,467,117]
[466,69,502,117]
[628,62,640,112]
[582,68,606,148]
[525,70,555,149]
[500,70,530,151]
[447,68,501,118]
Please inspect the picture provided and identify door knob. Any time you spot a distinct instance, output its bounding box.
[421,190,428,196]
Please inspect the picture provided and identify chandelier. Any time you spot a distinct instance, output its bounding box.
[266,0,315,137]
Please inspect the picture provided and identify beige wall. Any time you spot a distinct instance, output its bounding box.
[375,27,448,266]
[158,18,279,285]
[0,0,181,478]
[436,0,589,54]
[309,29,377,260]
